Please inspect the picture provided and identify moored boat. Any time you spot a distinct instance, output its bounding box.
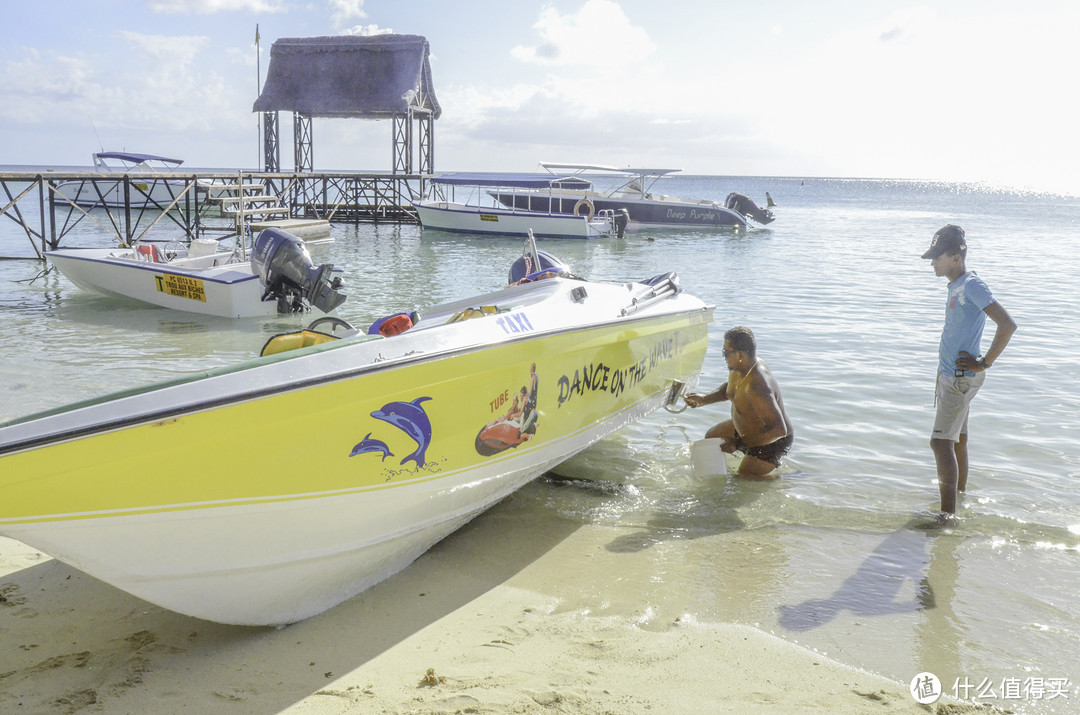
[0,238,712,625]
[46,227,346,318]
[492,162,775,231]
[413,172,629,239]
[54,152,198,211]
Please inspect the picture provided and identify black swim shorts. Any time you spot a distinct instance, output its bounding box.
[735,432,794,467]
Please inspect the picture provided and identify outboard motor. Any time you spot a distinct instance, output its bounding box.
[613,208,630,238]
[724,192,775,225]
[250,227,346,314]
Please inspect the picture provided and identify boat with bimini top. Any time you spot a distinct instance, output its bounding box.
[0,236,712,625]
[54,151,198,211]
[491,162,775,231]
[412,172,629,239]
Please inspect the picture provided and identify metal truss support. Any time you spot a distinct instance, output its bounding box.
[392,112,413,175]
[293,112,313,173]
[418,112,435,175]
[262,111,280,172]
[1,169,425,259]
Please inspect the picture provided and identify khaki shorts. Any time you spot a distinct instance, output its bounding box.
[932,371,986,442]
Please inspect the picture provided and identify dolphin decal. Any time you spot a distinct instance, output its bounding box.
[349,432,394,461]
[371,396,433,467]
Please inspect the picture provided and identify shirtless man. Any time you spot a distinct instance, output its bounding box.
[684,326,794,479]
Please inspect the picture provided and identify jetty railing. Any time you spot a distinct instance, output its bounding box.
[0,170,426,259]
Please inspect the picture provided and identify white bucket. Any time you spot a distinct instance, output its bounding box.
[690,438,729,477]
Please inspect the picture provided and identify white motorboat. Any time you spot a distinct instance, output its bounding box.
[412,172,629,239]
[46,228,346,318]
[0,237,712,625]
[491,162,775,231]
[54,152,200,211]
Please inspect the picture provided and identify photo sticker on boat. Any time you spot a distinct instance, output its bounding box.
[476,363,539,456]
[154,274,207,302]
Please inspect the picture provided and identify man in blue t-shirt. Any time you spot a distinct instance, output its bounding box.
[922,225,1017,515]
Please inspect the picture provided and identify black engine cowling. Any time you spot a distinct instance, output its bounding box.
[724,192,775,225]
[250,228,346,314]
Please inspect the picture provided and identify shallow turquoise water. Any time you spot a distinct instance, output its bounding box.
[1,176,1077,711]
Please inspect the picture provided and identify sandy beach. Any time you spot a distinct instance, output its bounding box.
[0,491,983,715]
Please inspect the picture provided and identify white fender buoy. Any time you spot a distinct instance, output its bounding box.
[573,197,595,221]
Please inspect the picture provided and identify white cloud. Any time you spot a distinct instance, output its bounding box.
[0,50,110,124]
[433,1,733,170]
[117,31,208,67]
[147,0,286,14]
[330,0,366,26]
[730,5,1080,186]
[341,24,393,37]
[0,32,247,142]
[511,0,655,67]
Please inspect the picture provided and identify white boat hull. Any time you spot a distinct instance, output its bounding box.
[47,248,278,318]
[413,200,611,239]
[493,190,751,230]
[54,178,199,210]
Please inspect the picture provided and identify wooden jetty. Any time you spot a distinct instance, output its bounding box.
[0,169,426,259]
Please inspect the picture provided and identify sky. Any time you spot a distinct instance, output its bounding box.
[2,0,1078,192]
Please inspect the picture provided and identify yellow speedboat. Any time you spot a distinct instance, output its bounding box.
[0,238,712,625]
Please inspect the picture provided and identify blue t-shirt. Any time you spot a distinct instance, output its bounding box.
[939,271,994,375]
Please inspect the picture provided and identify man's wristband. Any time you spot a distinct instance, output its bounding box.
[978,357,992,369]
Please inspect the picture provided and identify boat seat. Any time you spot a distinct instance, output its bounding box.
[134,243,166,263]
[447,305,503,323]
[368,311,420,337]
[260,329,339,357]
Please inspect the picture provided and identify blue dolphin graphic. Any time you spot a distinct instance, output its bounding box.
[371,396,433,467]
[349,432,394,461]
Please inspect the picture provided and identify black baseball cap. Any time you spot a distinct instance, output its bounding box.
[921,224,966,259]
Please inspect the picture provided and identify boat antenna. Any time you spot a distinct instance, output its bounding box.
[90,117,104,153]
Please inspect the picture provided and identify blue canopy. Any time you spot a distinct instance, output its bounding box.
[431,172,591,189]
[95,152,184,166]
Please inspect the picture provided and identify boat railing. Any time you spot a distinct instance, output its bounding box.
[620,275,680,316]
[1,170,426,259]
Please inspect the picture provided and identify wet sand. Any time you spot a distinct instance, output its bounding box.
[0,496,983,714]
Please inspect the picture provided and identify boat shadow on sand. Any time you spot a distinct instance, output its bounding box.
[0,501,581,713]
